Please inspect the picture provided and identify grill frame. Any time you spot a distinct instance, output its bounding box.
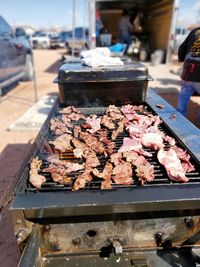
[11,89,200,222]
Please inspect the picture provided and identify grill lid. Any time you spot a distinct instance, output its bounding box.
[55,59,152,83]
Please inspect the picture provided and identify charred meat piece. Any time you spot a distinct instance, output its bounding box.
[59,106,85,121]
[93,161,113,189]
[112,161,133,185]
[79,132,105,154]
[119,137,152,157]
[29,157,46,188]
[50,117,72,135]
[86,114,101,133]
[157,148,189,183]
[43,165,66,183]
[111,119,125,140]
[83,149,100,168]
[134,155,155,184]
[105,105,124,120]
[99,130,115,155]
[72,169,93,191]
[101,115,115,130]
[61,115,73,128]
[123,151,155,184]
[59,106,79,114]
[47,154,84,172]
[110,152,123,166]
[49,134,73,153]
[71,138,88,158]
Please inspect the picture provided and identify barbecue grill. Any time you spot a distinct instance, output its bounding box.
[11,60,200,267]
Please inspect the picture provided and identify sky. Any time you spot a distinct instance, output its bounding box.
[0,0,200,29]
[0,0,86,29]
[178,0,200,25]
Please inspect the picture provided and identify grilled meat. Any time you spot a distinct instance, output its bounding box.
[50,117,72,135]
[83,149,100,168]
[49,134,73,153]
[79,132,105,154]
[123,151,155,183]
[73,169,93,191]
[86,114,101,133]
[101,115,115,130]
[29,157,46,188]
[110,152,123,166]
[93,161,113,189]
[172,146,195,172]
[111,119,125,140]
[119,137,152,157]
[105,105,124,120]
[99,130,115,155]
[140,132,164,150]
[157,148,189,183]
[112,161,133,185]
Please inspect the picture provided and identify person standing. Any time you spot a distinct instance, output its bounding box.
[177,27,200,117]
[118,9,134,48]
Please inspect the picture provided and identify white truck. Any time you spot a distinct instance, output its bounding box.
[88,0,179,63]
[31,32,57,49]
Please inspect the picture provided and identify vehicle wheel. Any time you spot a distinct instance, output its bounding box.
[139,50,148,61]
[41,41,48,49]
[23,54,34,81]
[65,43,70,54]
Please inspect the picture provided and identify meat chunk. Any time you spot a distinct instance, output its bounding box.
[157,149,189,182]
[111,119,125,140]
[50,118,72,135]
[118,137,152,157]
[110,152,123,166]
[86,114,101,133]
[140,132,164,150]
[101,115,115,130]
[99,130,115,155]
[49,134,73,153]
[126,123,148,138]
[79,132,105,154]
[29,157,46,188]
[72,169,93,191]
[93,161,113,189]
[172,146,195,172]
[60,106,85,121]
[105,105,124,120]
[83,149,100,168]
[123,152,155,184]
[112,161,133,185]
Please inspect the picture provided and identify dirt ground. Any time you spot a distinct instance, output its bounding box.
[0,49,199,267]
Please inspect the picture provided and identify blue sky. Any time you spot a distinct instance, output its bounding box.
[0,0,200,29]
[0,0,86,29]
[178,0,200,25]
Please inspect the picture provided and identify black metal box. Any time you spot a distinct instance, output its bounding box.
[55,59,152,107]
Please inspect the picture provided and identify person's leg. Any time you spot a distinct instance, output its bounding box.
[177,81,195,116]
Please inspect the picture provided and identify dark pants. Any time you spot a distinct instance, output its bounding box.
[119,31,131,45]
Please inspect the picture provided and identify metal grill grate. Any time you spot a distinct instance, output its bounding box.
[26,106,200,192]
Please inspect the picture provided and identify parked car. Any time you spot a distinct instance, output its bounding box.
[31,31,57,49]
[49,32,65,49]
[0,16,34,95]
[65,27,89,54]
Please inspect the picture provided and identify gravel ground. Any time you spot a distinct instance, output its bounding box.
[0,50,199,267]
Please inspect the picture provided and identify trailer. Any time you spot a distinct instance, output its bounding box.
[88,0,179,63]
